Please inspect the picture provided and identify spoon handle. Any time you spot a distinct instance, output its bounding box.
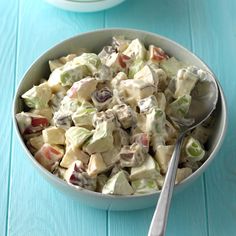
[148,132,185,236]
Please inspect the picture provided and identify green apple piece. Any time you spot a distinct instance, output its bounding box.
[123,38,147,60]
[128,59,145,78]
[132,178,158,194]
[130,154,160,181]
[22,83,52,109]
[65,127,92,148]
[72,106,96,128]
[160,57,187,77]
[84,121,114,154]
[73,53,101,73]
[102,171,134,195]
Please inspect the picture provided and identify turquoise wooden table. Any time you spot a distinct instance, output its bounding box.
[0,0,235,235]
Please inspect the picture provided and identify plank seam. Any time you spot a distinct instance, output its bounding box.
[203,174,210,236]
[5,0,20,235]
[187,1,209,235]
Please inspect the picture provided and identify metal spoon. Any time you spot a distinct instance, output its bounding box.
[148,70,219,236]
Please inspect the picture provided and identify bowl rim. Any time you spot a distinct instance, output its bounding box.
[45,0,125,13]
[12,28,228,199]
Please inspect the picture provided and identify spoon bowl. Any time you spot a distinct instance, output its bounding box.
[187,71,219,128]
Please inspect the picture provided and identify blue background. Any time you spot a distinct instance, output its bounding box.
[0,0,235,235]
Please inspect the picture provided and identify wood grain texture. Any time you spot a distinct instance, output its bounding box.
[189,0,236,235]
[0,0,19,235]
[9,0,107,236]
[105,1,208,235]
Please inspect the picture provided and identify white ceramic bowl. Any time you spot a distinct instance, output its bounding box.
[45,0,125,12]
[13,29,227,211]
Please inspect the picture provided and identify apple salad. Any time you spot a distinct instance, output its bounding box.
[16,37,212,195]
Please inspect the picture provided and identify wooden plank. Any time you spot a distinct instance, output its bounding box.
[105,0,208,235]
[0,0,19,235]
[189,0,236,235]
[9,0,107,235]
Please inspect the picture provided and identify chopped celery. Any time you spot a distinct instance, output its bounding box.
[167,94,192,118]
[185,136,205,161]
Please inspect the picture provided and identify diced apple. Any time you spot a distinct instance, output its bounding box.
[60,146,89,168]
[155,145,174,174]
[49,54,77,72]
[121,79,156,102]
[105,53,131,73]
[42,126,65,145]
[149,45,169,62]
[101,148,120,168]
[65,127,92,148]
[175,167,192,184]
[131,133,149,152]
[132,178,159,194]
[123,38,147,60]
[113,104,137,129]
[28,135,44,152]
[134,65,159,86]
[22,82,52,109]
[119,143,146,168]
[102,171,134,195]
[130,154,160,181]
[87,153,107,177]
[35,143,64,171]
[31,108,53,121]
[16,112,49,135]
[175,68,198,98]
[84,121,114,154]
[67,77,98,101]
[64,160,97,191]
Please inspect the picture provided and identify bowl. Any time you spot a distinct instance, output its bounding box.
[45,0,125,12]
[13,28,227,211]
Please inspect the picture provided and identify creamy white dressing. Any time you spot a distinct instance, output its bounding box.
[16,36,211,195]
